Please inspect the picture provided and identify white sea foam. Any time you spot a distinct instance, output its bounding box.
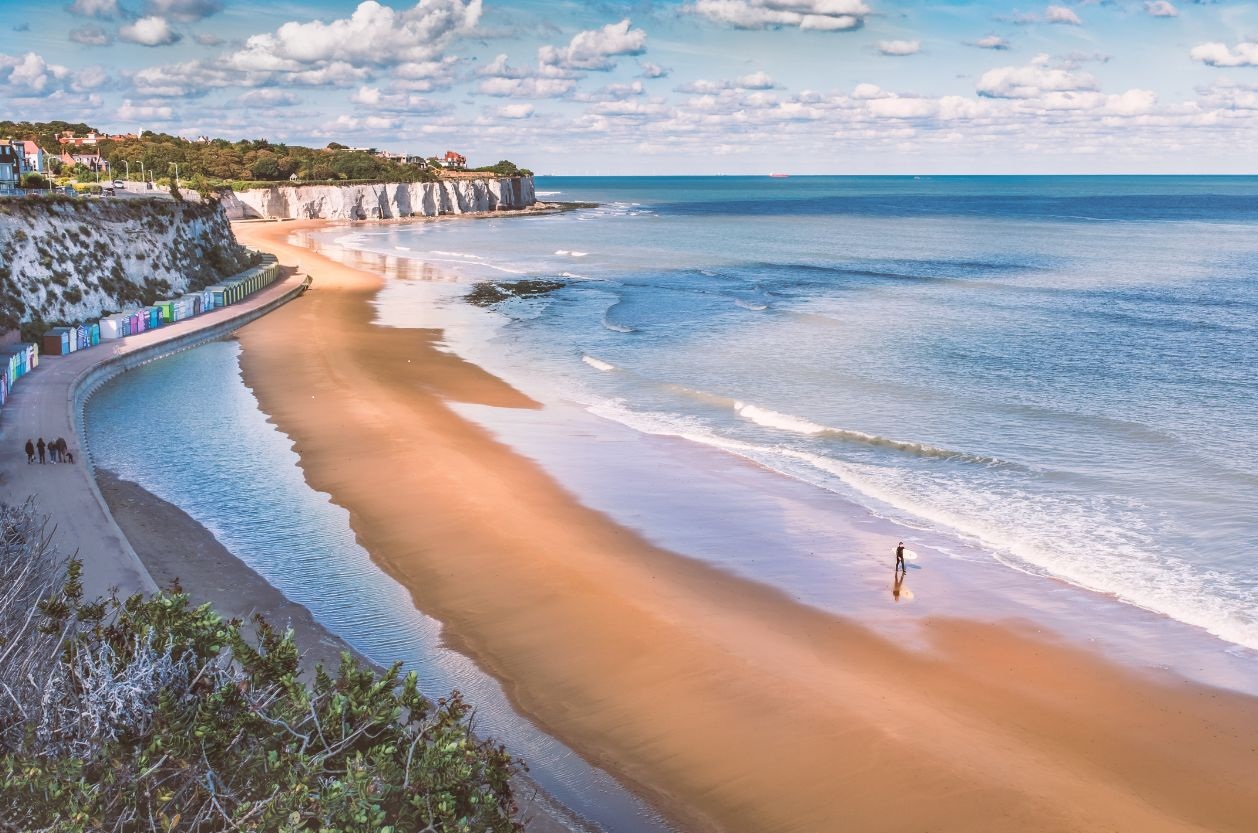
[602,319,635,333]
[430,250,484,259]
[555,250,569,255]
[582,355,616,372]
[733,401,1006,465]
[734,402,827,435]
[735,299,769,311]
[536,190,562,196]
[586,398,1258,651]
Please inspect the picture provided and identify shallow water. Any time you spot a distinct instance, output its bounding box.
[320,175,1258,654]
[84,340,676,833]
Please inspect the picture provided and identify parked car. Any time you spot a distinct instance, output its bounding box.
[113,179,125,188]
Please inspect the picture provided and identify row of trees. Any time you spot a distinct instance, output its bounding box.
[2,123,533,189]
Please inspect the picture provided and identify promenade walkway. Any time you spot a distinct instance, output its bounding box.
[0,269,308,600]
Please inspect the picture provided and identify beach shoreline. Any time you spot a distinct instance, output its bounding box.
[228,217,1258,833]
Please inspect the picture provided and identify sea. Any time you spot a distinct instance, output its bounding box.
[318,175,1258,657]
[83,175,1258,830]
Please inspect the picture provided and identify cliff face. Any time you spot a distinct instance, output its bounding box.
[0,197,251,333]
[219,177,536,220]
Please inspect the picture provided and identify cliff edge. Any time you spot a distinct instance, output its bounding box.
[0,197,252,334]
[220,176,536,221]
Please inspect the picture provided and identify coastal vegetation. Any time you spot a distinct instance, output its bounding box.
[1,122,533,194]
[0,502,520,833]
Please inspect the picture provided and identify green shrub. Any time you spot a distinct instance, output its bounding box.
[0,505,521,833]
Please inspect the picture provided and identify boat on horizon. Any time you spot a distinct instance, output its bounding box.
[768,173,790,178]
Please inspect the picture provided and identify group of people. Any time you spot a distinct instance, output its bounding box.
[25,437,73,465]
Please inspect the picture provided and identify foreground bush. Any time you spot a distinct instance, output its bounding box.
[0,504,520,832]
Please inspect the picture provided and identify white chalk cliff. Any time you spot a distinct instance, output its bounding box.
[220,177,536,221]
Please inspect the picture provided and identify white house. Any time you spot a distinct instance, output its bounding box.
[19,141,44,174]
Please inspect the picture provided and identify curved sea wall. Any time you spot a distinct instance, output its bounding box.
[220,177,536,221]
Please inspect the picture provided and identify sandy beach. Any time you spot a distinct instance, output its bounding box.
[230,218,1258,833]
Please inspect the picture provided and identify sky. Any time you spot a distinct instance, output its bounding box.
[2,0,1258,174]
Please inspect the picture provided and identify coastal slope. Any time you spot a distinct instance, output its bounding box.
[231,219,1258,833]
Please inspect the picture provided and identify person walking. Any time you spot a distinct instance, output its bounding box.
[36,438,46,464]
[24,439,34,464]
[55,437,68,463]
[895,541,907,574]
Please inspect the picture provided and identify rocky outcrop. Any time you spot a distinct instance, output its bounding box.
[220,177,536,221]
[0,197,251,333]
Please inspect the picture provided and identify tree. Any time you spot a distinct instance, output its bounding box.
[20,172,48,189]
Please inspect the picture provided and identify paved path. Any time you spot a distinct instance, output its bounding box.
[0,270,307,600]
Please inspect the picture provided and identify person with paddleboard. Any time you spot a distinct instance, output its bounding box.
[895,541,907,573]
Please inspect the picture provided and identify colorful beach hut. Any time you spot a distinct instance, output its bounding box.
[76,324,89,351]
[182,294,202,316]
[200,288,214,312]
[208,285,228,308]
[128,310,144,334]
[156,300,175,324]
[41,327,72,357]
[89,322,100,346]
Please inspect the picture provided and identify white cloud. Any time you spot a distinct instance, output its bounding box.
[479,53,530,79]
[477,76,576,98]
[496,103,535,119]
[70,25,112,46]
[1191,42,1258,68]
[0,51,71,94]
[685,0,871,32]
[194,33,223,46]
[68,0,119,18]
[539,19,647,72]
[973,35,1010,50]
[227,0,480,73]
[977,56,1098,99]
[350,84,449,113]
[878,39,921,56]
[72,65,110,92]
[574,80,646,102]
[737,70,776,89]
[1045,5,1082,25]
[117,99,175,121]
[1144,1,1177,17]
[144,0,222,22]
[677,72,777,93]
[119,16,182,47]
[640,61,670,79]
[236,88,302,106]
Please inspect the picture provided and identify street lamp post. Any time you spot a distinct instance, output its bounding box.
[135,161,145,186]
[123,160,130,181]
[169,162,180,190]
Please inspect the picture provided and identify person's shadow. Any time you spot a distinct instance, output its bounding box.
[893,570,906,603]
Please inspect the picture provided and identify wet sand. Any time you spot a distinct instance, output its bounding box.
[96,468,579,833]
[232,218,1258,833]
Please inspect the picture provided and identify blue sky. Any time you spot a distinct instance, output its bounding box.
[3,0,1258,173]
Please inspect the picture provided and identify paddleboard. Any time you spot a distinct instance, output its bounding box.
[902,549,919,562]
